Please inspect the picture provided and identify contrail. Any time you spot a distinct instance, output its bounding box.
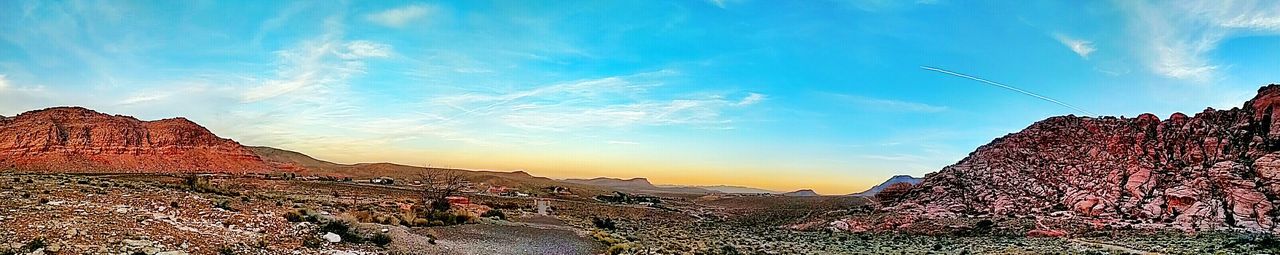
[920,66,1095,115]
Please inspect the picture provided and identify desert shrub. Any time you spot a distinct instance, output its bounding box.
[387,215,402,226]
[240,196,250,202]
[213,199,236,212]
[21,238,46,252]
[593,217,618,230]
[170,201,180,208]
[20,193,30,199]
[185,175,239,196]
[320,220,362,242]
[218,246,235,255]
[425,211,463,225]
[38,197,48,204]
[399,212,417,223]
[718,245,742,255]
[608,243,634,255]
[371,233,392,247]
[302,236,323,248]
[350,210,373,223]
[1231,231,1280,250]
[284,210,304,222]
[413,218,430,226]
[429,200,451,212]
[975,219,995,232]
[481,209,506,220]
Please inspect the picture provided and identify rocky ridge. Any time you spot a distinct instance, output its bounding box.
[0,107,271,173]
[852,175,923,197]
[894,84,1280,233]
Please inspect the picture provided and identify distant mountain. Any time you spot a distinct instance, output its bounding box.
[783,189,820,197]
[564,177,720,195]
[0,107,272,173]
[247,146,613,197]
[658,184,780,194]
[851,175,923,197]
[565,177,656,189]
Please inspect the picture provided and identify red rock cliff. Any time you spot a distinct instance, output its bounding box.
[0,107,272,173]
[901,84,1280,232]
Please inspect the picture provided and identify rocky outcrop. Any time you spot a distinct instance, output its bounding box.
[0,107,272,173]
[783,189,820,197]
[852,175,923,197]
[899,84,1280,233]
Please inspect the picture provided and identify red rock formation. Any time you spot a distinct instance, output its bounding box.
[899,84,1280,233]
[0,107,272,173]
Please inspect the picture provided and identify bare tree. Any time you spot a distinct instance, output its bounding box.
[418,168,467,211]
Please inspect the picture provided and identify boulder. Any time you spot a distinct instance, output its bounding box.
[323,232,342,243]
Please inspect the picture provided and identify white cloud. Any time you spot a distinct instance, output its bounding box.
[0,74,9,91]
[339,41,392,59]
[1052,33,1096,58]
[117,93,169,106]
[829,94,946,113]
[737,93,766,106]
[1122,1,1280,82]
[367,4,434,28]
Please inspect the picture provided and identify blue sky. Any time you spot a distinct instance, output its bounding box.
[1,0,1278,194]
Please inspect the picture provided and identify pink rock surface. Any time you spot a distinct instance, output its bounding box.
[897,84,1280,233]
[0,107,272,174]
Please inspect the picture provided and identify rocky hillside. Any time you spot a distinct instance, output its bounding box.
[852,175,923,197]
[899,84,1280,232]
[0,107,272,173]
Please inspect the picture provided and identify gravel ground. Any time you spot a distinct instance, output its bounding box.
[420,223,603,255]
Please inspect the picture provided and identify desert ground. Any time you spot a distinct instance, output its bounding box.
[2,172,1278,255]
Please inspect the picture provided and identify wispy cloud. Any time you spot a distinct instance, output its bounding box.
[117,93,169,106]
[1052,33,1095,59]
[241,19,394,102]
[827,93,946,113]
[428,70,759,131]
[367,4,434,28]
[708,0,727,8]
[0,74,8,91]
[737,93,766,106]
[1121,1,1280,82]
[608,140,640,145]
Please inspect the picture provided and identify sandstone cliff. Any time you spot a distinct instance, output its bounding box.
[0,107,272,173]
[901,84,1280,233]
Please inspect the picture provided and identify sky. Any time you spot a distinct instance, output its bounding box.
[1,0,1278,194]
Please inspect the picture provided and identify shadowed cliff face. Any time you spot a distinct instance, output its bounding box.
[0,107,272,173]
[902,84,1280,232]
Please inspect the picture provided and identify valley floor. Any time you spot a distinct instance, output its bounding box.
[1,173,1277,254]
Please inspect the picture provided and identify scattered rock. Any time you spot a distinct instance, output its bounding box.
[323,232,342,243]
